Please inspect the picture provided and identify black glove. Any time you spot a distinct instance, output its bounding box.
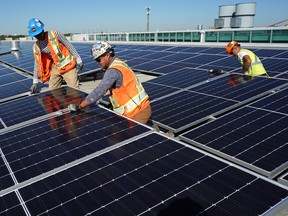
[77,62,84,71]
[30,83,38,93]
[68,104,81,112]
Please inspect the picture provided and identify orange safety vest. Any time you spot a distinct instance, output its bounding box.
[108,58,150,118]
[33,30,76,83]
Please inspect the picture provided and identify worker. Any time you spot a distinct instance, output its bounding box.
[27,18,84,93]
[68,41,152,125]
[226,41,268,77]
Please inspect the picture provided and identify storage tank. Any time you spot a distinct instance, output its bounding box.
[216,4,236,28]
[234,2,256,28]
[219,4,236,18]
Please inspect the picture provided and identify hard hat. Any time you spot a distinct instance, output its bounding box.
[226,41,239,55]
[27,18,44,37]
[91,41,113,60]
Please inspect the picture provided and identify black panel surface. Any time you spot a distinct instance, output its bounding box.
[249,87,288,114]
[151,90,237,132]
[1,96,150,186]
[188,74,288,102]
[0,87,87,127]
[147,68,215,89]
[180,106,288,178]
[1,133,287,215]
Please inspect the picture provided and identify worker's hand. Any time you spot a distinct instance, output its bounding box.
[30,83,38,93]
[77,62,84,71]
[68,104,81,112]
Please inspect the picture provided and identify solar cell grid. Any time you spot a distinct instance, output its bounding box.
[0,103,150,185]
[0,79,47,103]
[253,49,287,58]
[151,90,237,132]
[198,47,226,54]
[179,106,288,178]
[1,133,287,215]
[147,68,215,89]
[0,67,18,77]
[187,74,288,102]
[0,73,28,85]
[249,87,288,114]
[0,87,87,128]
[142,82,180,101]
[262,58,288,73]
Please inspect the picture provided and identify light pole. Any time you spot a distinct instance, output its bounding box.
[145,7,151,32]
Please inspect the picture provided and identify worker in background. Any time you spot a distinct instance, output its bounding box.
[226,41,269,77]
[68,41,152,125]
[27,18,84,93]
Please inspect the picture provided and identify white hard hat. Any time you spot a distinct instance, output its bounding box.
[91,41,113,60]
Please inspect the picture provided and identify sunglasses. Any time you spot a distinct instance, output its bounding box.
[95,54,106,63]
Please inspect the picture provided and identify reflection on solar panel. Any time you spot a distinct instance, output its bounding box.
[1,133,287,215]
[0,87,87,128]
[1,93,151,186]
[188,74,288,101]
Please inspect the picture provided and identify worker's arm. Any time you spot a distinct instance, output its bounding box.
[55,30,83,69]
[68,69,122,111]
[242,55,252,74]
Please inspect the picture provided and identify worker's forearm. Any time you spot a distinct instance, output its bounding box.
[79,99,90,109]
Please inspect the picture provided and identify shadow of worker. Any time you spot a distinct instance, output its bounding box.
[157,197,206,216]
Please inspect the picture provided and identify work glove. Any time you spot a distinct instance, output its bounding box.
[68,104,81,112]
[76,57,84,71]
[77,62,84,71]
[30,83,38,93]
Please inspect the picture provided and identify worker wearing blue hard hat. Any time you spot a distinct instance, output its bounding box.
[27,18,84,93]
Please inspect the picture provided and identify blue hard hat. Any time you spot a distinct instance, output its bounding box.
[27,18,44,37]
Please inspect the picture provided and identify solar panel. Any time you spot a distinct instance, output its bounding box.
[151,90,238,133]
[147,68,219,89]
[262,58,288,74]
[0,79,47,103]
[0,87,87,128]
[253,49,287,58]
[187,74,288,102]
[142,82,179,101]
[151,74,288,134]
[180,105,288,178]
[1,94,150,186]
[1,133,287,215]
[249,87,288,114]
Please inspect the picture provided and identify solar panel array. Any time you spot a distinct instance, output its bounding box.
[1,41,288,215]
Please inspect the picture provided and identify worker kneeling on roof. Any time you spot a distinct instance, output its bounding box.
[68,41,152,125]
[226,41,269,77]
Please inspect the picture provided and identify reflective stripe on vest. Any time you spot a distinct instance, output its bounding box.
[47,31,74,69]
[239,49,267,76]
[109,58,149,114]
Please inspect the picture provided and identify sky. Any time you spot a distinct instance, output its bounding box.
[1,0,287,35]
